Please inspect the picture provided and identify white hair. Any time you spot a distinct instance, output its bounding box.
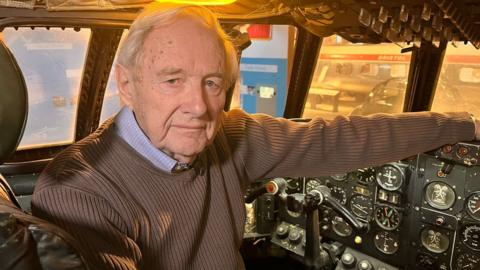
[116,3,239,88]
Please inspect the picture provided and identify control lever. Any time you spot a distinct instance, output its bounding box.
[244,185,267,203]
[303,191,331,270]
[244,178,287,203]
[315,186,369,234]
[245,180,367,269]
[283,186,368,269]
[277,189,334,269]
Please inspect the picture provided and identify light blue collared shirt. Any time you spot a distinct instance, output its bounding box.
[115,107,177,172]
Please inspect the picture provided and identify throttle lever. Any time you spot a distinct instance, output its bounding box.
[303,190,332,270]
[244,185,267,203]
[324,196,369,234]
[315,185,369,234]
[244,178,287,203]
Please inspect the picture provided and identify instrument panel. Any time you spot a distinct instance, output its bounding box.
[246,141,480,270]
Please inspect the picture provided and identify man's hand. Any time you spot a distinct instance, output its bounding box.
[473,114,480,141]
[475,117,480,141]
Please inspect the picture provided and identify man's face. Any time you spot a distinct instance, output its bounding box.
[118,18,227,163]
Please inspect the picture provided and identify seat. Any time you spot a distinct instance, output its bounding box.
[0,38,87,270]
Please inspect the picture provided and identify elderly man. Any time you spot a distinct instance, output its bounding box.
[32,3,480,270]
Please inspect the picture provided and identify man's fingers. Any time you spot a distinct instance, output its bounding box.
[475,118,480,141]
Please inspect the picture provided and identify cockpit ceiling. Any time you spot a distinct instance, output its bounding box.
[1,0,479,48]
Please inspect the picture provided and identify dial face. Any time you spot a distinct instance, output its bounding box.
[416,253,437,269]
[456,253,480,270]
[421,227,450,254]
[374,205,401,230]
[374,231,400,255]
[331,173,348,182]
[348,168,376,185]
[285,177,303,194]
[305,178,347,204]
[358,167,376,184]
[350,195,373,220]
[425,181,456,210]
[331,216,353,237]
[305,178,322,194]
[330,185,347,205]
[466,192,480,221]
[376,165,404,191]
[461,224,480,251]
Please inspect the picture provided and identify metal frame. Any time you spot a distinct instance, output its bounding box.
[283,27,321,119]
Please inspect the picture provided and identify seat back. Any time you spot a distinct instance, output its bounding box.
[0,38,87,270]
[0,37,27,165]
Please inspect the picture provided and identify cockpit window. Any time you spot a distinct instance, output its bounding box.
[303,35,411,119]
[431,42,480,117]
[100,30,129,123]
[3,28,90,149]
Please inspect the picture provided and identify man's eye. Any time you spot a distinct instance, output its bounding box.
[205,79,223,94]
[166,78,180,84]
[205,80,218,87]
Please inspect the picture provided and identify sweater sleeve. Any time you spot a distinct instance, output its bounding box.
[223,109,475,181]
[32,186,142,270]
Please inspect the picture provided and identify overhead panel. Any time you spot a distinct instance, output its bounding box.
[1,0,479,48]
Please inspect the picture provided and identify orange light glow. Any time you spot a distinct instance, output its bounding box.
[155,0,236,5]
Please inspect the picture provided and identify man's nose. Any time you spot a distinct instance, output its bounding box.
[182,83,208,116]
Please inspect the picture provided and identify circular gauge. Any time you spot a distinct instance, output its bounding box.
[376,164,404,191]
[331,216,353,237]
[358,167,376,184]
[461,224,480,251]
[305,178,322,193]
[331,173,348,181]
[421,227,450,254]
[347,171,361,181]
[329,185,347,205]
[374,231,400,254]
[456,253,480,270]
[425,181,456,210]
[285,177,303,194]
[416,253,437,269]
[350,195,373,220]
[306,178,347,205]
[374,205,401,230]
[466,192,480,221]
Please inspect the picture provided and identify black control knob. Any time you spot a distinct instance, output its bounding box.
[341,252,356,268]
[357,260,373,270]
[288,228,302,244]
[276,224,289,239]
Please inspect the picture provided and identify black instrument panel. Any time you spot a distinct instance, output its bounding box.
[246,141,480,270]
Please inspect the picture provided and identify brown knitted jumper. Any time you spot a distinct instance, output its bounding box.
[32,109,475,270]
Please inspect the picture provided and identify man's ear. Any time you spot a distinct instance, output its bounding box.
[115,64,134,108]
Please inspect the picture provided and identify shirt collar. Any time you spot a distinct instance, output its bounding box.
[114,107,178,173]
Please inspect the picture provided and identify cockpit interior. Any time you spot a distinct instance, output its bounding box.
[0,0,479,269]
